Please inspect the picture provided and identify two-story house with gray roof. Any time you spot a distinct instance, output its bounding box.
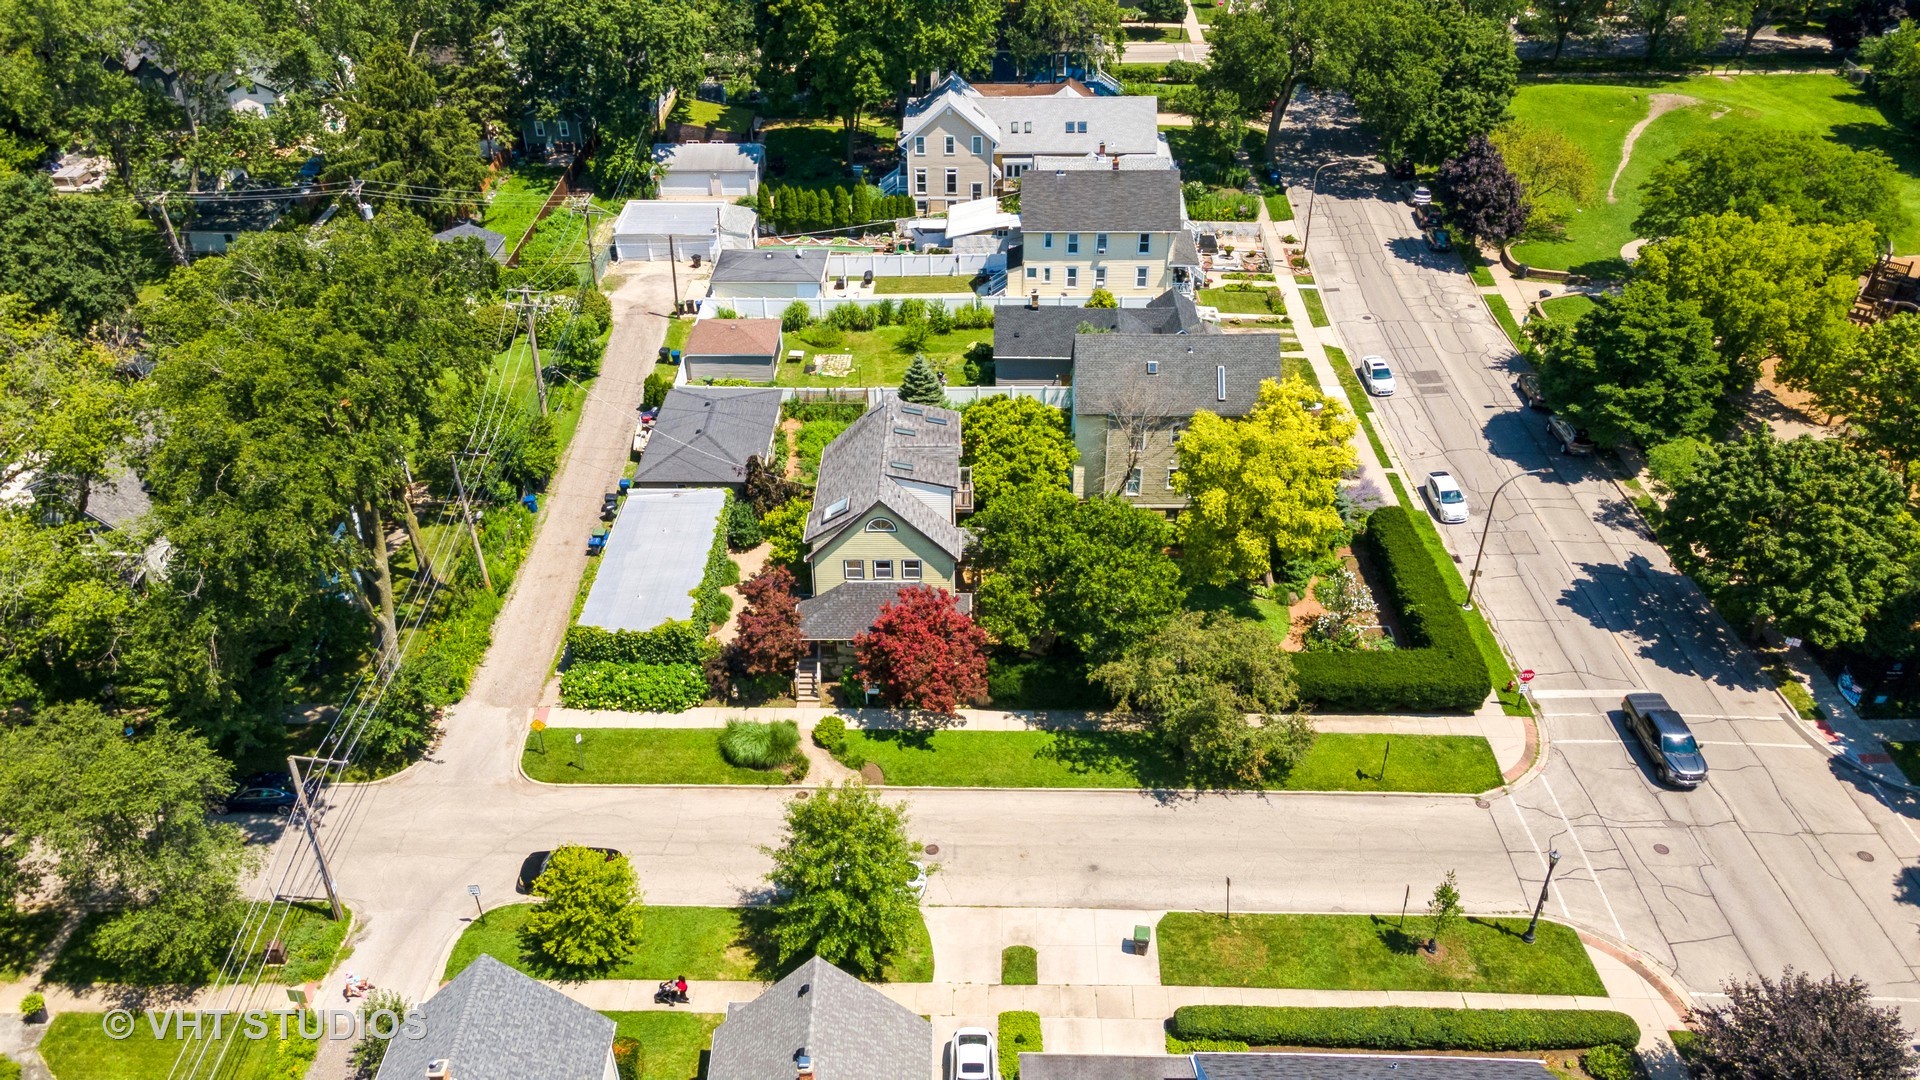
[885,75,1170,213]
[795,399,974,690]
[1020,169,1202,300]
[1071,334,1284,512]
[994,288,1210,385]
[375,955,616,1080]
[708,957,933,1080]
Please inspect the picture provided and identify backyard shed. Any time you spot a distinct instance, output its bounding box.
[632,385,783,489]
[612,199,757,262]
[432,221,509,262]
[654,142,766,197]
[681,318,784,383]
[707,248,830,299]
[578,488,728,632]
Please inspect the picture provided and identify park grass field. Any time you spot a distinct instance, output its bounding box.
[1509,75,1920,276]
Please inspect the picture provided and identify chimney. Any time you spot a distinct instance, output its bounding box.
[795,1050,814,1080]
[1029,291,1040,310]
[425,1060,451,1080]
[1111,155,1120,172]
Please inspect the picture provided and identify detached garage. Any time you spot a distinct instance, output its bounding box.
[654,142,765,198]
[612,200,757,262]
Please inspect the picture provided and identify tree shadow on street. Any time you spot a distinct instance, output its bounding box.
[1555,554,1768,692]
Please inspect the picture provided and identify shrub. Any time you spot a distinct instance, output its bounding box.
[803,324,847,349]
[999,1011,1042,1080]
[612,1036,642,1080]
[927,299,953,334]
[1292,507,1492,711]
[986,654,1099,708]
[20,992,44,1018]
[796,419,849,480]
[1668,1029,1697,1060]
[725,499,763,550]
[719,718,802,769]
[1170,1005,1640,1052]
[781,300,812,331]
[953,300,995,328]
[1167,1036,1251,1053]
[644,366,676,408]
[872,297,897,325]
[1001,945,1037,985]
[812,715,847,753]
[558,662,708,711]
[0,1056,20,1080]
[782,400,867,423]
[1582,1044,1640,1080]
[691,510,741,629]
[564,621,705,666]
[963,341,995,385]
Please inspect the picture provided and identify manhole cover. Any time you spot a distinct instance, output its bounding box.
[1474,799,1490,809]
[1088,864,1100,872]
[1653,843,1670,855]
[1360,313,1374,321]
[1859,850,1877,862]
[924,844,940,856]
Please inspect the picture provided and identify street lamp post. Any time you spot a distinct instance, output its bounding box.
[1521,849,1562,944]
[1463,467,1551,612]
[1300,159,1342,253]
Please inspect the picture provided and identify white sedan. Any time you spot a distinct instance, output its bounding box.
[1361,355,1396,396]
[951,1027,997,1079]
[1424,470,1468,524]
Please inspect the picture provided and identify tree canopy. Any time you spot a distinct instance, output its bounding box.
[763,782,921,977]
[1661,433,1919,648]
[1327,0,1518,164]
[1534,280,1726,449]
[0,176,164,331]
[526,845,645,969]
[1810,313,1920,474]
[1201,0,1338,160]
[322,44,487,226]
[1688,969,1920,1079]
[853,586,990,714]
[505,0,710,142]
[1435,134,1528,246]
[1634,130,1909,244]
[959,395,1077,508]
[1490,121,1595,237]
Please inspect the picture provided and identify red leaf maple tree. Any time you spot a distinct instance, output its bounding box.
[732,566,805,678]
[853,586,989,714]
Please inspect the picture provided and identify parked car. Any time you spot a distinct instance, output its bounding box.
[1412,205,1439,228]
[517,847,624,894]
[1360,355,1396,396]
[1547,415,1595,456]
[950,1027,997,1080]
[1424,471,1468,524]
[1621,693,1708,788]
[1516,372,1549,411]
[1423,226,1453,252]
[223,786,297,813]
[1409,184,1433,206]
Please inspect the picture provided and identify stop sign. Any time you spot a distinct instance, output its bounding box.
[1519,669,1535,683]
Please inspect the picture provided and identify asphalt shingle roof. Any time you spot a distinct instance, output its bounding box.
[685,317,783,357]
[652,141,766,172]
[994,289,1207,360]
[1021,1054,1198,1080]
[804,399,969,560]
[632,386,782,486]
[1191,1052,1556,1079]
[1070,333,1282,418]
[711,248,830,283]
[980,95,1162,156]
[373,955,613,1080]
[1020,169,1187,233]
[432,221,508,261]
[706,956,932,1080]
[797,583,972,641]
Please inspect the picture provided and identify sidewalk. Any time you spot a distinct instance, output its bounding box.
[541,705,1532,776]
[1762,633,1917,791]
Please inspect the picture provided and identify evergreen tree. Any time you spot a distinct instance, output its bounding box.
[898,354,946,405]
[754,185,773,226]
[851,184,872,223]
[832,188,853,228]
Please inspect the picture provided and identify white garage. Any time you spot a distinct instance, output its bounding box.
[653,142,765,198]
[612,200,757,262]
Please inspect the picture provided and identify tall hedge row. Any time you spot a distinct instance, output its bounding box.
[1294,506,1492,711]
[564,621,705,666]
[1170,1005,1640,1053]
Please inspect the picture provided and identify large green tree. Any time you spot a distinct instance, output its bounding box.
[0,511,140,707]
[1864,19,1920,129]
[1200,0,1337,161]
[1622,0,1728,60]
[0,296,143,516]
[959,394,1077,508]
[970,488,1184,661]
[1634,209,1878,392]
[1327,0,1517,164]
[1814,313,1920,475]
[1005,0,1122,72]
[763,782,921,976]
[526,845,645,969]
[1635,130,1909,244]
[0,176,163,331]
[1175,377,1356,586]
[1093,611,1314,784]
[0,702,251,983]
[1662,433,1919,648]
[323,44,486,225]
[1490,120,1595,237]
[1534,281,1726,449]
[1516,0,1609,61]
[506,0,710,142]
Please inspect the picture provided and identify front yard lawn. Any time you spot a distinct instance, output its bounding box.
[38,1012,317,1080]
[524,729,805,785]
[1198,287,1280,314]
[605,1012,723,1080]
[0,905,62,982]
[1299,288,1330,327]
[1157,911,1604,996]
[774,325,990,388]
[1125,23,1188,41]
[1539,294,1597,323]
[872,275,977,294]
[447,902,933,983]
[46,902,348,989]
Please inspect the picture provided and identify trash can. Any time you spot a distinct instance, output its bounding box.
[521,493,538,513]
[618,478,632,493]
[1133,925,1151,953]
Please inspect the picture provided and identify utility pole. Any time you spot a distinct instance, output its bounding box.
[571,202,611,288]
[1464,468,1551,611]
[286,756,347,921]
[667,235,680,312]
[506,287,550,416]
[450,453,493,591]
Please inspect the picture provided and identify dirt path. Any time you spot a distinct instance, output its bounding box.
[1607,93,1696,202]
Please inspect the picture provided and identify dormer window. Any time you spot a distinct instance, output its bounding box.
[866,518,897,532]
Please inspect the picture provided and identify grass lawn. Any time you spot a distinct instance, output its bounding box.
[1193,0,1221,21]
[605,1012,723,1080]
[672,97,755,133]
[447,902,933,983]
[763,120,901,185]
[1265,191,1295,221]
[1462,249,1496,287]
[1485,294,1527,352]
[1198,287,1279,314]
[1299,288,1330,327]
[38,1011,317,1080]
[1539,294,1597,323]
[1002,945,1038,985]
[836,729,1502,793]
[524,729,805,785]
[1281,353,1319,389]
[484,164,566,251]
[1508,75,1920,275]
[493,337,593,457]
[1125,23,1188,41]
[873,275,977,294]
[0,906,62,982]
[1187,582,1293,638]
[1157,912,1604,996]
[774,325,991,388]
[664,317,692,354]
[46,903,348,990]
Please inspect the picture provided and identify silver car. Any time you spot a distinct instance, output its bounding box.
[1361,355,1396,396]
[1424,470,1468,524]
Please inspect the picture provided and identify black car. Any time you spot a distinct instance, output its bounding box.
[517,847,623,894]
[1516,372,1549,411]
[1423,226,1452,252]
[224,786,298,813]
[1621,693,1708,788]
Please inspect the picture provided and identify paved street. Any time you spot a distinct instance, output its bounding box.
[1281,90,1920,1006]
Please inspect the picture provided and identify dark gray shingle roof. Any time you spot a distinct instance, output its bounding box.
[1192,1052,1556,1079]
[373,955,613,1080]
[1071,333,1282,418]
[994,290,1207,361]
[804,399,969,559]
[712,248,830,283]
[85,466,151,530]
[1022,1054,1198,1080]
[1020,169,1187,233]
[433,221,509,261]
[798,583,972,641]
[632,386,783,486]
[706,956,931,1080]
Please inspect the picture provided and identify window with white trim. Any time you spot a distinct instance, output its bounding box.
[1131,430,1147,451]
[1067,234,1079,254]
[534,121,546,137]
[557,119,570,137]
[1124,468,1142,496]
[1027,266,1037,278]
[873,559,895,581]
[1096,233,1108,253]
[1167,466,1179,489]
[1042,232,1053,249]
[866,518,897,532]
[902,559,923,581]
[944,135,955,155]
[945,169,958,194]
[970,135,983,154]
[1137,233,1152,254]
[914,135,925,155]
[915,169,927,194]
[843,559,865,581]
[1066,267,1078,286]
[971,183,983,200]
[1042,267,1052,283]
[1135,266,1149,287]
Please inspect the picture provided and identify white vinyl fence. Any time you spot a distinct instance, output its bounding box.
[827,253,1000,277]
[693,291,1165,320]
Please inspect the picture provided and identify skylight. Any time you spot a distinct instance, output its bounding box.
[901,404,925,415]
[927,414,950,425]
[822,497,851,521]
[890,461,915,472]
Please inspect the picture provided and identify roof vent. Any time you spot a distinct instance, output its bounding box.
[1146,360,1159,375]
[426,1061,451,1080]
[1217,365,1227,401]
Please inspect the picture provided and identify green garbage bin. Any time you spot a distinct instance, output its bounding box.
[1133,924,1151,953]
